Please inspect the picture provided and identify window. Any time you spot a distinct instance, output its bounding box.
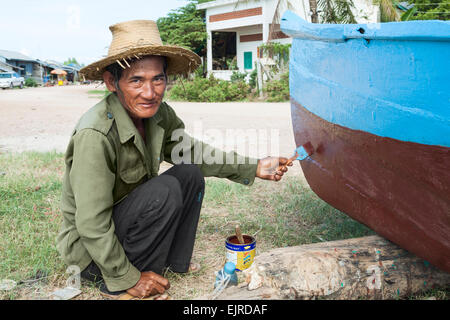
[244,51,252,70]
[20,65,26,76]
[212,32,237,70]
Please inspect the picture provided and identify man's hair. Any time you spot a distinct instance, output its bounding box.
[105,55,168,90]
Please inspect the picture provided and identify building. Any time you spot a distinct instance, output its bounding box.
[0,49,54,85]
[44,60,81,83]
[0,49,39,80]
[197,0,380,80]
[0,59,23,74]
[0,50,81,85]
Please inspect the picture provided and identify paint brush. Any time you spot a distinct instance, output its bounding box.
[278,141,314,172]
[235,225,245,244]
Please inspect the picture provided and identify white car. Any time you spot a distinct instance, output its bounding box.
[0,72,25,89]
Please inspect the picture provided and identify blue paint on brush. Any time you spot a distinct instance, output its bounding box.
[295,145,311,160]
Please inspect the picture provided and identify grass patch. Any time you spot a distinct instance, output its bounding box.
[198,177,374,252]
[0,151,67,299]
[87,89,110,99]
[0,151,447,300]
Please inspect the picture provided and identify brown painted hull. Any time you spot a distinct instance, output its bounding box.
[291,98,450,273]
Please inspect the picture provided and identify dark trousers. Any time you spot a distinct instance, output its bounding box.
[80,164,205,290]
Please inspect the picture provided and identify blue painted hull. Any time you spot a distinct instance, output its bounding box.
[282,11,450,147]
[281,12,450,273]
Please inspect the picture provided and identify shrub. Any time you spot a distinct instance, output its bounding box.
[167,76,214,101]
[264,72,290,102]
[167,74,251,102]
[248,69,257,89]
[24,78,38,87]
[227,81,251,101]
[230,71,247,83]
[199,86,227,102]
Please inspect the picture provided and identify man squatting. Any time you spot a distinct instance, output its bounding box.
[56,20,292,299]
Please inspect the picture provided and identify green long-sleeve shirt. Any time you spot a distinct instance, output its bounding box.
[57,93,258,291]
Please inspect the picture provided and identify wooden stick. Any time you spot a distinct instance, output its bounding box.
[235,225,245,244]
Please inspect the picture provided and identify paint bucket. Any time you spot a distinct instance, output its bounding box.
[225,235,256,271]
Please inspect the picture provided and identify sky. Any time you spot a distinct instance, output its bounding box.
[0,0,192,65]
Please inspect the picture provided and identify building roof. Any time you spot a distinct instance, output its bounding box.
[0,49,36,62]
[396,1,415,11]
[43,60,81,73]
[35,59,54,68]
[0,60,23,72]
[197,0,243,10]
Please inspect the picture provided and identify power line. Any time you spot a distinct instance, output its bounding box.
[416,11,450,13]
[410,4,450,6]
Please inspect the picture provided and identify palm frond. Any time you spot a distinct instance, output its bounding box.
[379,0,400,21]
[318,0,357,23]
[400,6,417,21]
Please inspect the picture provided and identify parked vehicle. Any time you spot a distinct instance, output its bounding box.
[0,72,25,89]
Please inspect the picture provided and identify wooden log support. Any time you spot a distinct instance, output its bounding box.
[209,235,450,300]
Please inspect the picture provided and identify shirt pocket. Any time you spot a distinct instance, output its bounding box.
[117,159,147,202]
[118,142,148,184]
[120,161,147,184]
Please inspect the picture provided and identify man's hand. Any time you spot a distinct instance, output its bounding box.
[126,271,170,298]
[256,156,293,181]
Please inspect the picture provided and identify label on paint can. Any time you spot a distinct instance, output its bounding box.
[225,236,256,271]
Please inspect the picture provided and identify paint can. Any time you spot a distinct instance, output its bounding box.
[225,235,256,271]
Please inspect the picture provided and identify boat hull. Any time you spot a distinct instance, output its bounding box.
[281,11,450,273]
[292,98,450,273]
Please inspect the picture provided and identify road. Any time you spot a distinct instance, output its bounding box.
[0,84,303,174]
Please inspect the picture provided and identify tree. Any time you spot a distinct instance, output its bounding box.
[376,0,449,22]
[64,57,80,66]
[157,0,213,56]
[407,0,450,20]
[238,0,357,27]
[317,0,357,23]
[378,0,401,22]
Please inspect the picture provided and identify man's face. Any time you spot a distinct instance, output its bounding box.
[104,56,167,120]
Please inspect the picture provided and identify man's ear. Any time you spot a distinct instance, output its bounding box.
[103,71,117,92]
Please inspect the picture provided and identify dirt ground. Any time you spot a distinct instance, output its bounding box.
[0,84,303,174]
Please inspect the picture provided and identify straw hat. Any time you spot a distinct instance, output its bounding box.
[80,20,201,80]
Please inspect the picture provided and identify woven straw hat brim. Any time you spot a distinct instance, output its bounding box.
[80,45,201,80]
